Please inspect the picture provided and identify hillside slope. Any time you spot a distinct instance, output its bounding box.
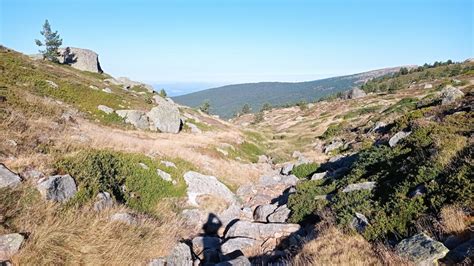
[173,66,408,118]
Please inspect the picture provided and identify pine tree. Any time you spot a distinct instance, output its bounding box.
[199,101,210,114]
[159,89,167,97]
[35,19,63,62]
[241,104,251,114]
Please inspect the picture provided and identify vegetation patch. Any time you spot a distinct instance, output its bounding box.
[55,150,195,215]
[292,162,320,179]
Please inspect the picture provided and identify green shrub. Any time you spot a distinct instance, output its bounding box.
[55,150,194,215]
[320,121,347,140]
[288,180,336,223]
[292,162,320,179]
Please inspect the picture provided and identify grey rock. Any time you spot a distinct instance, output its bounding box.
[21,169,43,180]
[267,204,291,223]
[424,83,433,89]
[0,233,24,260]
[389,131,411,147]
[342,181,376,193]
[183,171,236,206]
[166,243,193,266]
[181,209,207,228]
[148,257,166,266]
[311,171,327,181]
[395,233,449,265]
[186,122,202,134]
[115,77,153,92]
[259,174,298,187]
[138,162,149,169]
[160,160,177,168]
[36,175,77,202]
[351,212,370,233]
[192,236,221,255]
[225,220,300,241]
[45,80,58,89]
[408,184,427,198]
[441,86,464,105]
[219,204,243,225]
[156,169,173,183]
[220,237,259,255]
[59,47,102,73]
[93,192,114,211]
[110,212,138,225]
[0,164,21,188]
[324,140,344,154]
[116,110,149,130]
[97,105,114,114]
[102,87,112,93]
[216,147,229,156]
[146,102,181,134]
[343,87,367,99]
[253,204,278,222]
[372,121,387,133]
[280,163,294,175]
[257,155,271,164]
[445,238,474,263]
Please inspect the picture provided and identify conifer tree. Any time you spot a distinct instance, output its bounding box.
[35,19,63,62]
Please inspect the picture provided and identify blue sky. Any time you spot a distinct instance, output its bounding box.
[1,0,472,95]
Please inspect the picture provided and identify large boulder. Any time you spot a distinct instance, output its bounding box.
[324,140,344,154]
[441,86,464,105]
[146,102,181,134]
[36,175,77,202]
[165,243,193,266]
[116,110,149,130]
[220,237,259,256]
[225,220,300,241]
[183,171,236,206]
[267,204,291,223]
[116,77,154,92]
[0,233,24,260]
[395,233,449,265]
[0,164,21,188]
[253,204,278,222]
[343,87,367,99]
[59,47,102,73]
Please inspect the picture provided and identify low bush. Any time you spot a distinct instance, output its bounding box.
[292,162,320,179]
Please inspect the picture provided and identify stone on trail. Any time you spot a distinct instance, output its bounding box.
[184,171,236,206]
[225,220,300,241]
[0,164,21,188]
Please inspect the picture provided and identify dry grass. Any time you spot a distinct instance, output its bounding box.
[292,227,382,266]
[440,205,468,234]
[1,184,185,265]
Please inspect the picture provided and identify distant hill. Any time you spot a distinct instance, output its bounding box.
[173,67,411,118]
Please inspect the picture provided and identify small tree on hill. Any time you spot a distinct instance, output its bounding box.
[241,104,251,114]
[199,100,210,114]
[35,19,62,62]
[159,88,167,97]
[260,102,272,112]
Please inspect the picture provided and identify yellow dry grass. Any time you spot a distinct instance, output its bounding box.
[1,184,185,265]
[440,205,468,234]
[292,227,383,266]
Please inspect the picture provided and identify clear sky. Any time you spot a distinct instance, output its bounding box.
[1,0,472,95]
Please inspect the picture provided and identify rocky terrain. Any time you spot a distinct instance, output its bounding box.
[0,46,473,265]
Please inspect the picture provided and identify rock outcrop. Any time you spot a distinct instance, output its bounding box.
[343,87,367,99]
[147,102,181,133]
[116,110,149,130]
[183,171,236,206]
[389,131,411,147]
[59,47,103,73]
[441,86,464,105]
[0,233,24,261]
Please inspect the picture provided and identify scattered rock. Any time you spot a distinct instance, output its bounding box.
[102,87,112,93]
[166,243,193,266]
[342,181,376,193]
[156,168,173,183]
[311,171,327,181]
[280,163,294,175]
[216,147,229,156]
[324,140,344,154]
[0,164,21,188]
[344,87,367,99]
[110,212,138,225]
[36,175,77,202]
[21,168,43,180]
[257,155,272,164]
[138,162,149,170]
[220,237,259,256]
[0,233,24,260]
[97,105,114,114]
[389,131,411,147]
[253,204,278,222]
[146,102,181,133]
[93,192,114,211]
[424,83,433,89]
[441,86,464,105]
[89,85,99,90]
[216,255,251,266]
[225,220,300,241]
[59,47,103,73]
[45,80,58,89]
[259,174,298,187]
[351,212,369,233]
[186,122,202,134]
[116,110,149,130]
[160,160,177,168]
[183,171,236,206]
[267,204,291,223]
[395,233,449,265]
[372,121,387,133]
[192,236,221,255]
